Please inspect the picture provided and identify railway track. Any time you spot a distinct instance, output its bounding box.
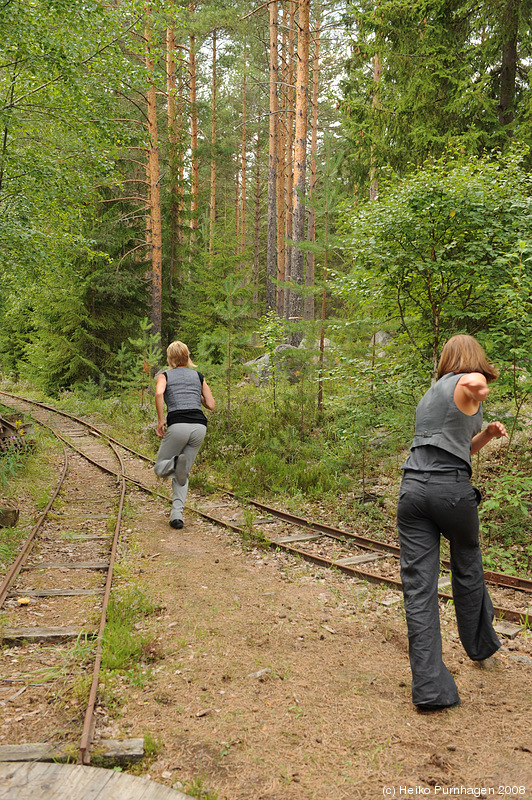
[0,401,128,765]
[0,396,530,800]
[1,390,531,636]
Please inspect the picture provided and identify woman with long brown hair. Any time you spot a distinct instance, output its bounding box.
[397,334,507,711]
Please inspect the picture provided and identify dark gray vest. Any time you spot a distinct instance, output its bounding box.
[164,368,202,412]
[410,372,482,467]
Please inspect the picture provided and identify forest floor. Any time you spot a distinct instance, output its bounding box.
[2,450,532,799]
[96,485,532,800]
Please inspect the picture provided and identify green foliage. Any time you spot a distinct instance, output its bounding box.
[489,243,532,447]
[102,586,162,675]
[198,347,412,502]
[126,318,163,406]
[0,441,27,490]
[479,468,532,573]
[0,526,25,570]
[184,776,218,800]
[337,147,532,373]
[143,731,164,758]
[342,0,532,194]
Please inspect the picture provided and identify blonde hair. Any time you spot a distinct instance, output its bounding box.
[437,334,498,383]
[166,341,196,369]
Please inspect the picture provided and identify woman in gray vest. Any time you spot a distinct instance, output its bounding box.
[154,341,215,529]
[397,334,507,711]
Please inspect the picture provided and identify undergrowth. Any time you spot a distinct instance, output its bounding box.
[2,369,532,577]
[101,584,164,686]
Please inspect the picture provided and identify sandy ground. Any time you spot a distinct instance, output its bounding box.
[91,487,532,800]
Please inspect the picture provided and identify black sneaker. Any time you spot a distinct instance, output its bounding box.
[170,519,183,529]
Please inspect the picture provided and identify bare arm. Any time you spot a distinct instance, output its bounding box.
[453,373,507,453]
[155,373,167,438]
[201,380,215,411]
[471,421,508,454]
[454,372,490,413]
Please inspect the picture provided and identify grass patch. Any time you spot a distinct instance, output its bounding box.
[0,526,26,569]
[102,586,163,674]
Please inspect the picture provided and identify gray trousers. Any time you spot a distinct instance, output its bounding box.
[154,423,206,522]
[397,470,500,708]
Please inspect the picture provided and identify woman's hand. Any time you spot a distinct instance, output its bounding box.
[156,421,166,438]
[486,421,508,439]
[471,420,508,453]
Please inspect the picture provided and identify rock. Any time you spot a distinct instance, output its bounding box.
[0,506,19,528]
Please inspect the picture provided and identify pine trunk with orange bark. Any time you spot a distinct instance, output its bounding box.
[288,0,310,337]
[304,11,320,321]
[283,0,296,318]
[189,6,199,258]
[266,0,278,311]
[209,30,217,260]
[145,11,162,342]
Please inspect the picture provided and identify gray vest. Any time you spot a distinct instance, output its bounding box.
[164,368,202,412]
[410,372,482,467]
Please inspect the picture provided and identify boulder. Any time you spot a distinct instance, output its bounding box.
[0,506,19,527]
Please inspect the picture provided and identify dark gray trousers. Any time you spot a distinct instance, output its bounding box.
[397,470,500,708]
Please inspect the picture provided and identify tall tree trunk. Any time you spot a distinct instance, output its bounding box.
[284,0,296,317]
[145,11,162,343]
[288,0,310,341]
[266,0,279,310]
[167,27,178,306]
[209,30,217,260]
[235,164,240,255]
[240,51,247,259]
[276,10,287,316]
[304,11,320,322]
[176,50,185,255]
[253,121,262,315]
[498,0,519,130]
[0,61,17,195]
[189,6,199,259]
[369,53,382,200]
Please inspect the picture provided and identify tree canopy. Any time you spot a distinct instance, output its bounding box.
[0,0,531,394]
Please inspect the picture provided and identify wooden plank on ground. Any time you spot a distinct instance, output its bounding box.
[0,762,195,799]
[494,621,524,639]
[0,744,73,763]
[0,739,144,766]
[1,626,94,643]
[92,738,145,766]
[23,562,108,570]
[7,589,104,598]
[273,534,322,544]
[334,553,386,566]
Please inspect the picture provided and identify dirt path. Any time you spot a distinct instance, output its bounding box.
[105,488,532,800]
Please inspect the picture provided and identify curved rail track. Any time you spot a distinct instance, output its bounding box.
[0,398,127,765]
[0,391,530,696]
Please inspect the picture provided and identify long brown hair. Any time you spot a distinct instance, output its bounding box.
[436,334,498,383]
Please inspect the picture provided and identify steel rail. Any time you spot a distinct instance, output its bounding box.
[0,448,69,606]
[79,440,126,766]
[0,391,152,463]
[2,391,531,622]
[224,492,532,595]
[225,491,401,554]
[183,504,529,625]
[4,391,531,593]
[0,394,127,764]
